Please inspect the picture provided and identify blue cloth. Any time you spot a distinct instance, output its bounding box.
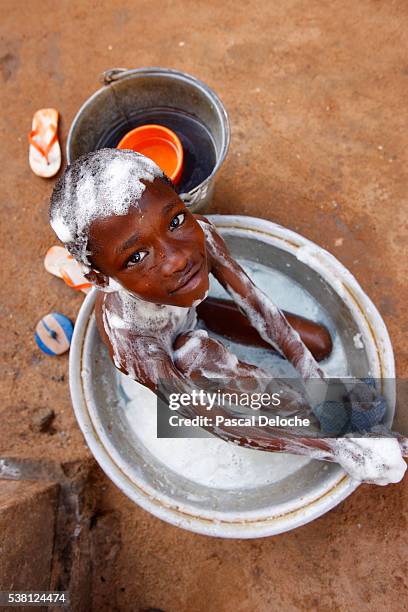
[312,379,387,435]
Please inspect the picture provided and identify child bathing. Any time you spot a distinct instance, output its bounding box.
[49,149,407,485]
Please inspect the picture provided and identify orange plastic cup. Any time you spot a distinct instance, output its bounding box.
[117,124,184,184]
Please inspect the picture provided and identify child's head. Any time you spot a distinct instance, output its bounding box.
[50,149,209,307]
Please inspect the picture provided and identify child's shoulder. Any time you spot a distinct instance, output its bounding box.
[193,214,229,264]
[193,214,218,238]
[194,213,214,226]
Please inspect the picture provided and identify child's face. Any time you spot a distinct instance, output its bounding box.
[88,178,209,307]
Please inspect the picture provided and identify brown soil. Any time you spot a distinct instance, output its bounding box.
[1,1,407,610]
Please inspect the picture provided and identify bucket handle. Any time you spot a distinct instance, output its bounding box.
[101,68,133,85]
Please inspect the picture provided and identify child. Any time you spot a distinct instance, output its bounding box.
[50,149,406,484]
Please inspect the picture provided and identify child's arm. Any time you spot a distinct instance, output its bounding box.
[196,215,325,380]
[95,294,333,456]
[196,296,332,361]
[95,292,408,481]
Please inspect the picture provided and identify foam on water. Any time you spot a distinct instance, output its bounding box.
[120,375,310,489]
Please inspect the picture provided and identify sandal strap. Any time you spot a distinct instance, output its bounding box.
[60,269,92,291]
[28,123,58,163]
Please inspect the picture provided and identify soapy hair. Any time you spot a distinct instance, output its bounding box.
[49,148,172,267]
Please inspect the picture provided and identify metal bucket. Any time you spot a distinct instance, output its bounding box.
[69,216,395,538]
[66,67,230,212]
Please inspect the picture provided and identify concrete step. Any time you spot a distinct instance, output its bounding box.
[0,479,59,592]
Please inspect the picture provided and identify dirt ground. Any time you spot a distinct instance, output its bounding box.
[1,1,407,610]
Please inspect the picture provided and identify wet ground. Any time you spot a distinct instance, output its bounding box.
[1,1,408,610]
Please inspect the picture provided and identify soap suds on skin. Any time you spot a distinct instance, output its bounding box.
[50,214,74,243]
[50,149,163,265]
[200,219,324,383]
[102,289,199,381]
[59,165,404,487]
[331,437,406,485]
[110,253,406,487]
[107,224,406,486]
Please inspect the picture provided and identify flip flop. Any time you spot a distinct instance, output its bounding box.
[35,312,74,356]
[28,108,61,177]
[44,246,92,293]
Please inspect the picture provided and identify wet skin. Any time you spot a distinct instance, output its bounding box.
[88,179,332,361]
[89,176,336,455]
[83,176,404,465]
[88,176,331,361]
[88,178,209,307]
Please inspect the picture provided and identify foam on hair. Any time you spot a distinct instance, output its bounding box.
[49,148,164,265]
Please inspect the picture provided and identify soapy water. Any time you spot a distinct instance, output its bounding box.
[119,259,350,490]
[120,376,310,489]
